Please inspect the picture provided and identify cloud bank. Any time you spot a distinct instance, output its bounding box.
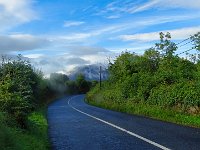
[0,34,50,53]
[119,26,200,42]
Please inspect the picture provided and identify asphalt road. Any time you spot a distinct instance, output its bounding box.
[47,95,200,150]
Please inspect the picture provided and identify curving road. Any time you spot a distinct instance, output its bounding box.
[47,95,200,150]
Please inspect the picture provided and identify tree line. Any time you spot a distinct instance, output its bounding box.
[49,72,97,95]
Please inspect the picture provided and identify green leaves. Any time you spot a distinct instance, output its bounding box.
[89,32,200,115]
[0,55,42,127]
[155,32,177,58]
[191,32,200,51]
[148,81,200,108]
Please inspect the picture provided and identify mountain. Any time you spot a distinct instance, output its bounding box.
[68,64,109,81]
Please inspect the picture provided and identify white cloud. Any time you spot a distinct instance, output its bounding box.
[96,0,137,16]
[29,49,110,75]
[47,46,109,56]
[50,25,126,44]
[101,0,200,16]
[81,53,112,65]
[109,45,153,53]
[0,34,50,53]
[23,54,44,59]
[129,0,160,13]
[0,0,37,31]
[63,21,85,27]
[130,0,200,14]
[158,0,200,9]
[106,15,121,19]
[67,46,109,56]
[57,33,91,42]
[15,44,113,75]
[119,26,200,42]
[119,33,159,41]
[56,13,198,44]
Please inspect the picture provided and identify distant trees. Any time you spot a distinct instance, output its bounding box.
[76,74,91,94]
[66,74,94,95]
[47,72,95,95]
[49,73,69,94]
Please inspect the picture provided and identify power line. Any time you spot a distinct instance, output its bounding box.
[178,40,194,48]
[99,65,102,90]
[176,36,198,55]
[152,35,196,55]
[176,47,195,56]
[175,37,191,46]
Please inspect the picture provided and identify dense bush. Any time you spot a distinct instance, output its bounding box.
[0,56,54,128]
[148,81,200,107]
[87,32,200,115]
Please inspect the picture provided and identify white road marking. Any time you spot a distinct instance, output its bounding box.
[68,96,171,150]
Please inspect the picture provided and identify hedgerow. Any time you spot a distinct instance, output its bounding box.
[87,32,200,115]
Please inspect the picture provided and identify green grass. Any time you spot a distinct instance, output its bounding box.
[0,108,50,150]
[86,95,200,128]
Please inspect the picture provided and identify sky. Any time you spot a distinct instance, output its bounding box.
[0,0,200,75]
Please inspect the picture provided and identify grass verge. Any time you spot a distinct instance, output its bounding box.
[86,95,200,128]
[0,107,49,150]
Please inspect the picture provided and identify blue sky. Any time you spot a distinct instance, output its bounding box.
[0,0,200,75]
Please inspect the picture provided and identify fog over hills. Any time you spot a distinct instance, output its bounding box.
[68,64,109,81]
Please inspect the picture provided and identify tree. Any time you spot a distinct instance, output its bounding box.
[144,48,160,72]
[0,56,40,127]
[191,32,200,51]
[155,32,177,58]
[50,73,69,84]
[108,52,138,82]
[66,80,78,94]
[49,73,69,94]
[76,74,90,94]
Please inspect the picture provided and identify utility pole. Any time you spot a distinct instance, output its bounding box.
[99,65,102,90]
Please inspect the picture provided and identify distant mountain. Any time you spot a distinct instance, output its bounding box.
[68,65,109,81]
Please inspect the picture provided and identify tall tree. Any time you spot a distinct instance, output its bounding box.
[155,32,177,58]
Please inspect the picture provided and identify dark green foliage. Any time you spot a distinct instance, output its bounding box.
[91,80,98,87]
[76,74,91,94]
[0,55,56,128]
[87,32,200,119]
[155,32,177,57]
[0,57,39,127]
[0,108,49,150]
[66,74,93,94]
[155,56,196,85]
[0,55,57,149]
[191,32,200,50]
[144,48,160,72]
[66,80,78,94]
[148,81,200,107]
[48,73,93,95]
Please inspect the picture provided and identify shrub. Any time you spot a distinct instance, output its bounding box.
[148,81,200,108]
[0,56,43,127]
